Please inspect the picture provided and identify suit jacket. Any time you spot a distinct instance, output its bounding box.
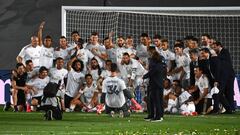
[218,48,235,77]
[143,56,167,90]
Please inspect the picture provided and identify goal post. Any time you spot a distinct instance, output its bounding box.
[61,6,240,74]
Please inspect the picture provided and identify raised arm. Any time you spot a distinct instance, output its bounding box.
[38,21,45,46]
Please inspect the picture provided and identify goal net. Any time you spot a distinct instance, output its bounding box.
[62,6,240,74]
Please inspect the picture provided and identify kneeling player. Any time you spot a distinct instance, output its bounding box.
[70,74,99,112]
[26,66,49,111]
[99,63,141,117]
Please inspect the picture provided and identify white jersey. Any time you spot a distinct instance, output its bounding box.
[136,44,148,65]
[54,45,75,64]
[49,67,68,85]
[183,47,190,56]
[89,69,100,82]
[175,54,191,80]
[102,76,127,108]
[195,75,211,98]
[26,76,49,97]
[106,48,117,63]
[160,49,175,72]
[26,67,39,82]
[75,48,94,72]
[163,88,172,96]
[18,44,42,67]
[81,82,98,103]
[178,91,192,105]
[40,46,54,69]
[100,70,111,79]
[160,49,175,61]
[86,44,106,67]
[65,69,85,97]
[118,58,147,86]
[116,47,127,63]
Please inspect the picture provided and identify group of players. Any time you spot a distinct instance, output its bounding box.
[5,21,236,120]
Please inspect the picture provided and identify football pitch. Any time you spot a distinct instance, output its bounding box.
[0,110,239,135]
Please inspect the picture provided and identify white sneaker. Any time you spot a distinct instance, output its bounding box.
[119,110,124,118]
[110,111,115,117]
[65,108,72,112]
[151,117,163,122]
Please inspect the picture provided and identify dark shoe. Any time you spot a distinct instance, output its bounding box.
[144,117,153,121]
[209,110,220,115]
[13,106,18,112]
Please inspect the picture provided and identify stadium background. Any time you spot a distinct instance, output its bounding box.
[0,0,240,104]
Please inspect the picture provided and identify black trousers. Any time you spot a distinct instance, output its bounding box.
[64,94,73,108]
[225,76,235,111]
[195,98,212,114]
[148,89,164,119]
[213,86,231,112]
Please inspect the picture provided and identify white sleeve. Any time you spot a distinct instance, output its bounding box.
[120,79,127,90]
[18,46,27,58]
[26,79,35,86]
[169,51,175,61]
[102,79,107,93]
[99,46,106,54]
[183,56,191,67]
[202,77,209,89]
[86,49,94,59]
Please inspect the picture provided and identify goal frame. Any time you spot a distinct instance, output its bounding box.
[61,6,240,37]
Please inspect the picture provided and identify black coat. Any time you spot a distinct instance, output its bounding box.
[218,48,235,77]
[143,56,167,90]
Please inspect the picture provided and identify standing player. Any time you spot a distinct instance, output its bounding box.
[37,21,54,69]
[70,31,81,47]
[16,22,44,67]
[54,36,75,66]
[159,38,175,74]
[136,33,149,68]
[86,32,108,67]
[100,63,141,117]
[39,35,54,69]
[17,36,42,68]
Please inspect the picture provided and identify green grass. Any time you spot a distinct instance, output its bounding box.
[0,109,240,135]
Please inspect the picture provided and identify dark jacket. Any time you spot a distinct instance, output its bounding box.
[218,48,235,77]
[143,56,167,90]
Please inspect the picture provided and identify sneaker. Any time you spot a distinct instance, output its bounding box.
[144,117,153,121]
[3,102,11,111]
[151,118,163,122]
[119,110,124,118]
[47,110,53,120]
[110,111,115,117]
[65,108,72,112]
[26,104,31,112]
[190,112,198,116]
[96,104,103,115]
